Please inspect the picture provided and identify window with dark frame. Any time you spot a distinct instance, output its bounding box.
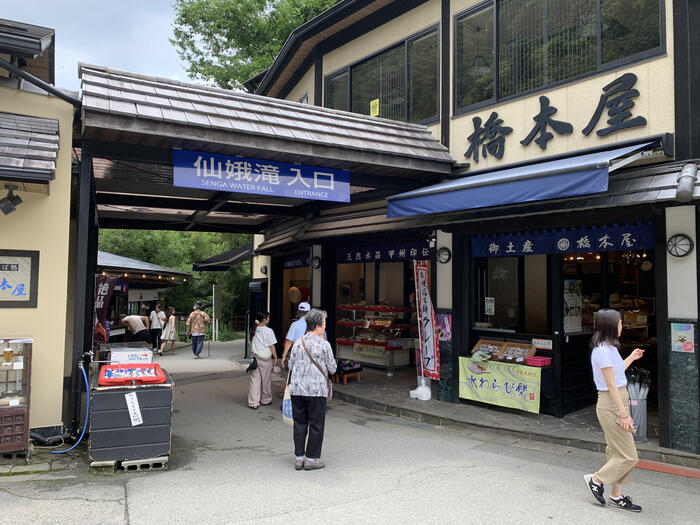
[455,0,664,112]
[324,27,439,124]
[473,254,550,335]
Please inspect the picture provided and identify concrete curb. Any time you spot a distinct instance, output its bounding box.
[334,390,700,470]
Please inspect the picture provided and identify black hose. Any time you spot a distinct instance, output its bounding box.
[30,431,72,447]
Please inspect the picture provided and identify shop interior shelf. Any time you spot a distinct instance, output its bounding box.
[337,305,412,313]
[336,320,413,330]
[336,338,402,350]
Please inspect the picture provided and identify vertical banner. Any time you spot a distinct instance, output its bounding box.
[94,276,117,325]
[414,260,440,380]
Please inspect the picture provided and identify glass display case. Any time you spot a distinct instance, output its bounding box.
[0,338,32,455]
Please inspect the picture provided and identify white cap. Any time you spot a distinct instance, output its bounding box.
[298,302,311,312]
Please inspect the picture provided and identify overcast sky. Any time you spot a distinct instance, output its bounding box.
[4,0,192,91]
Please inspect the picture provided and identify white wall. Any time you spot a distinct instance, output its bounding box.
[666,206,698,319]
[436,230,452,309]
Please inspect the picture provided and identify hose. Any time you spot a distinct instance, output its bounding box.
[52,364,90,454]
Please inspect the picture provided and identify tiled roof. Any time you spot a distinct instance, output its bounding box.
[97,251,191,277]
[0,18,54,58]
[0,111,59,179]
[79,64,454,167]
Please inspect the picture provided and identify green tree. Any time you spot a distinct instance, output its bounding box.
[171,0,338,89]
[99,230,251,337]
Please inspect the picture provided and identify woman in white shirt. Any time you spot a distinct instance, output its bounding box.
[247,311,278,409]
[584,309,644,512]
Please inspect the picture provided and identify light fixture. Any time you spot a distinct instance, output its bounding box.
[260,265,268,275]
[311,256,322,269]
[436,247,452,264]
[0,184,22,215]
[183,278,187,282]
[142,274,146,278]
[171,276,175,280]
[124,273,128,277]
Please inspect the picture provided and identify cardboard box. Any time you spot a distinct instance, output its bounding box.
[110,349,153,364]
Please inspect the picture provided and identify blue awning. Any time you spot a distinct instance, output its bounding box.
[387,142,655,218]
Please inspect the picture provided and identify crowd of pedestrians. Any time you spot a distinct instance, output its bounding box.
[118,299,649,502]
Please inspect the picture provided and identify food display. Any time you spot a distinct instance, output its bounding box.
[336,302,414,370]
[471,339,505,357]
[496,342,536,363]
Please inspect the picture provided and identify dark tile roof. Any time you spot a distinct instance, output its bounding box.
[0,18,54,58]
[192,242,253,271]
[97,251,191,277]
[0,111,59,180]
[79,64,454,168]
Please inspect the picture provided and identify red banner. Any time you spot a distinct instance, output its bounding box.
[414,260,440,380]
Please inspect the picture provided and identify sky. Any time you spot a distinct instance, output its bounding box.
[4,0,192,91]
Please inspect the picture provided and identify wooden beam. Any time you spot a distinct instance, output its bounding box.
[96,193,298,216]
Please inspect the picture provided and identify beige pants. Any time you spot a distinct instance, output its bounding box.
[594,386,639,485]
[248,356,274,408]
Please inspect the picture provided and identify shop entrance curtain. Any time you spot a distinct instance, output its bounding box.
[387,142,653,218]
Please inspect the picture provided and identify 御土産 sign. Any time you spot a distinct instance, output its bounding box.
[173,149,350,202]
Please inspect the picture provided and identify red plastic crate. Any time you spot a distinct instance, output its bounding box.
[98,363,166,386]
[526,356,552,367]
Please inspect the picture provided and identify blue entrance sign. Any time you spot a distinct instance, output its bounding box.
[173,149,350,202]
[471,223,654,258]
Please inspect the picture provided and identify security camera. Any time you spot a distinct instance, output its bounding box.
[0,185,22,215]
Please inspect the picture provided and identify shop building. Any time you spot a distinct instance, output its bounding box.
[0,19,80,437]
[250,0,700,454]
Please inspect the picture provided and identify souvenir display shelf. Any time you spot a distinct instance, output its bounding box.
[0,338,32,457]
[335,305,415,373]
[494,342,537,364]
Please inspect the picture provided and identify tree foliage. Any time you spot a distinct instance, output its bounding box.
[98,230,251,322]
[171,0,338,89]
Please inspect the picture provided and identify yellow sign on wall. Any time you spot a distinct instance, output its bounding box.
[369,98,379,117]
[459,357,542,413]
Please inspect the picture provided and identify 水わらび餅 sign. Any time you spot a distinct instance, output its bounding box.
[173,149,350,202]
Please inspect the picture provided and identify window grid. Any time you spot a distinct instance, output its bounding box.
[455,0,664,113]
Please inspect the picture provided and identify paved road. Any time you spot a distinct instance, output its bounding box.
[1,370,699,524]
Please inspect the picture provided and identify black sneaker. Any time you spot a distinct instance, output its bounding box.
[584,474,606,505]
[608,496,642,512]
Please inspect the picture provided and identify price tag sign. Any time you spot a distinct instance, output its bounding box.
[124,392,143,426]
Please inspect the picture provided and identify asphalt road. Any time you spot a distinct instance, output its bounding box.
[1,370,699,525]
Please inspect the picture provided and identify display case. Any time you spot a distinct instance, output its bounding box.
[0,338,32,455]
[335,305,415,372]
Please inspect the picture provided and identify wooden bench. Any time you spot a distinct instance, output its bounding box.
[332,370,361,385]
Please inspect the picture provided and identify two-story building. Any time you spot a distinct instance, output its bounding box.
[0,19,82,442]
[248,0,700,455]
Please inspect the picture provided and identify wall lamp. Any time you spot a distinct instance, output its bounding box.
[0,184,22,215]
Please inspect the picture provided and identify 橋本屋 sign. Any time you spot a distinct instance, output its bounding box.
[0,250,39,308]
[173,149,350,202]
[464,72,649,164]
[471,223,654,258]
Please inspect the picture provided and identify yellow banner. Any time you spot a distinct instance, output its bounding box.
[459,357,541,414]
[369,98,379,117]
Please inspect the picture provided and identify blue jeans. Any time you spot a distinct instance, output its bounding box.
[191,335,205,356]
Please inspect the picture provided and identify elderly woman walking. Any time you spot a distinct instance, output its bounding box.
[288,308,336,471]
